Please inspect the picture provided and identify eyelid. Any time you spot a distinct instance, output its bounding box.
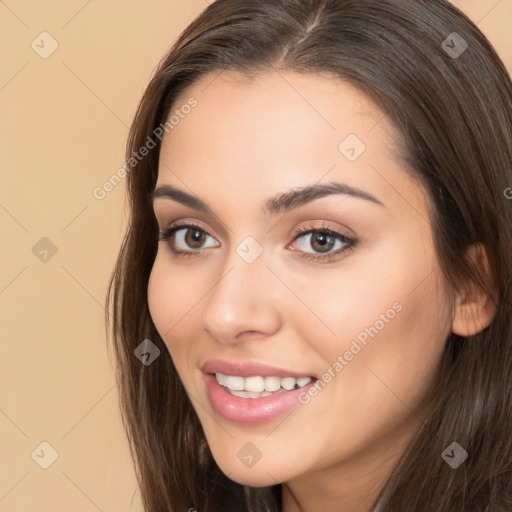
[154,205,228,240]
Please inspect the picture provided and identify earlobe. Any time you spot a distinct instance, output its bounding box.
[451,244,497,337]
[451,292,497,336]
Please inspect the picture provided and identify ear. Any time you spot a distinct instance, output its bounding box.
[451,243,497,337]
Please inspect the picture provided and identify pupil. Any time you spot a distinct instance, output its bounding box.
[313,233,334,253]
[186,229,205,247]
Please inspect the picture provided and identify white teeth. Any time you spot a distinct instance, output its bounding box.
[264,376,281,392]
[281,377,296,391]
[297,377,312,388]
[224,375,244,391]
[230,390,272,398]
[245,376,265,392]
[215,373,313,396]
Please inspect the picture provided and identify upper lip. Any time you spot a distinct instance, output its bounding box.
[201,359,315,379]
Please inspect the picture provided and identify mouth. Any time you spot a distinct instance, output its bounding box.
[215,373,314,399]
[201,360,318,423]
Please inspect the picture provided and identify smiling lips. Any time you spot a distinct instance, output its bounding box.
[201,360,317,423]
[216,373,313,398]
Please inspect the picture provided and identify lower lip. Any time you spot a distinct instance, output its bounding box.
[204,374,316,424]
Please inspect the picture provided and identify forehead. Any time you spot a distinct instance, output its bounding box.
[156,70,426,221]
[164,69,392,156]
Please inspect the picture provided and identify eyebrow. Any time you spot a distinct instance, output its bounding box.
[151,181,385,215]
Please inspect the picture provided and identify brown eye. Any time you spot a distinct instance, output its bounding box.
[159,223,220,254]
[292,230,349,255]
[309,232,336,253]
[288,226,356,262]
[184,228,207,249]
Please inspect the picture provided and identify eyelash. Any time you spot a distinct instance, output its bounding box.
[158,220,356,262]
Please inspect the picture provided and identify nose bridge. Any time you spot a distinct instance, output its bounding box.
[199,238,280,343]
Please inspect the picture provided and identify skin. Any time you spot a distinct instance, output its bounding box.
[147,70,493,512]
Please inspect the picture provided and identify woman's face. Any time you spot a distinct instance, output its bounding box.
[148,70,455,494]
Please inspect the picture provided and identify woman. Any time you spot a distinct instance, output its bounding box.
[106,0,512,510]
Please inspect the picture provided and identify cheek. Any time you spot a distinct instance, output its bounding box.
[147,260,168,334]
[147,258,203,389]
[147,253,217,371]
[290,244,451,399]
[147,256,194,346]
[325,271,450,414]
[282,274,450,466]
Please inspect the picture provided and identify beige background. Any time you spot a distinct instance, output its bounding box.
[0,1,510,511]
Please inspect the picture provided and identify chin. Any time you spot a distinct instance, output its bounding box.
[211,452,287,487]
[223,468,282,487]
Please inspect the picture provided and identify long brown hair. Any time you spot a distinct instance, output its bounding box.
[106,1,512,510]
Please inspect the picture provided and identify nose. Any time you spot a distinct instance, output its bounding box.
[199,245,282,345]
